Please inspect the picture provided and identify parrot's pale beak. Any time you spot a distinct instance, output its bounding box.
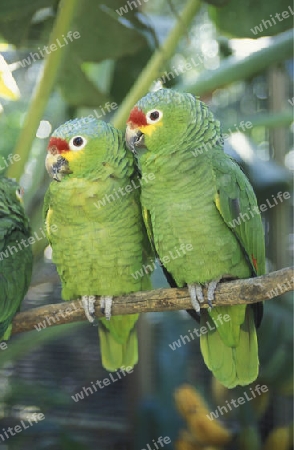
[125,125,145,154]
[45,152,72,182]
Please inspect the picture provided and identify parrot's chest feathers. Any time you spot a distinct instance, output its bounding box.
[50,177,130,221]
[48,178,147,297]
[141,163,249,284]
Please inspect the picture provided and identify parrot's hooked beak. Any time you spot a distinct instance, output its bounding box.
[125,125,146,154]
[46,151,72,182]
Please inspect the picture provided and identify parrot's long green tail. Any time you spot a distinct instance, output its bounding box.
[200,305,258,389]
[98,315,139,372]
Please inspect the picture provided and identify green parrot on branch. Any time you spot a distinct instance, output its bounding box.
[44,118,152,371]
[126,88,265,388]
[0,177,33,340]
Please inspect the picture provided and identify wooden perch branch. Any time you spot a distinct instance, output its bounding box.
[12,267,293,335]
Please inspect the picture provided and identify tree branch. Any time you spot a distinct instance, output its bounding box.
[176,29,293,97]
[12,267,293,335]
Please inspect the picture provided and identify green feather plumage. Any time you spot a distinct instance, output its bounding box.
[128,89,265,388]
[44,119,152,371]
[0,177,33,340]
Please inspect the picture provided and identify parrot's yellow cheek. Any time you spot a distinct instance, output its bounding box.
[139,122,163,137]
[62,149,85,162]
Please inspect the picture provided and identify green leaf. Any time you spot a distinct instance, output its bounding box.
[57,0,155,106]
[0,0,57,47]
[57,52,109,107]
[209,0,294,38]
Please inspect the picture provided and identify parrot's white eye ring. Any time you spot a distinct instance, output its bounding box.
[69,136,87,151]
[15,188,23,201]
[146,109,163,124]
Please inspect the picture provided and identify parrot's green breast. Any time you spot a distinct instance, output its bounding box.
[47,176,149,298]
[141,154,250,286]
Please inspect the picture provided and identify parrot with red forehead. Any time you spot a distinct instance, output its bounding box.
[44,118,152,371]
[125,88,265,388]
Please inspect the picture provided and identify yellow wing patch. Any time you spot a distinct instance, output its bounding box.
[46,208,53,235]
[214,192,221,213]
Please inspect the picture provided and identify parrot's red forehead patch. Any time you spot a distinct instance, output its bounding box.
[127,107,147,127]
[48,137,69,154]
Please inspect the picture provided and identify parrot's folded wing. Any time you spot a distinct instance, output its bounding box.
[212,153,265,278]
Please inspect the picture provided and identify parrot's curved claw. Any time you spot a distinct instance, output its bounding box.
[100,296,113,321]
[82,295,96,323]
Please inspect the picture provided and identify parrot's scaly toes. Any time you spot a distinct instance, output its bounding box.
[82,295,96,323]
[100,295,113,321]
[206,278,221,310]
[188,284,204,314]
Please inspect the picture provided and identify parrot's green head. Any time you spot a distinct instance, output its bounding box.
[46,118,126,181]
[0,177,29,227]
[125,88,221,158]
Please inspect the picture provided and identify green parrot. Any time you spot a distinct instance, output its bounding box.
[44,118,152,371]
[0,177,33,340]
[125,88,265,388]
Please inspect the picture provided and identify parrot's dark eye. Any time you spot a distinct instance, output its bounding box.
[146,109,163,125]
[73,137,83,146]
[69,136,87,151]
[150,111,159,120]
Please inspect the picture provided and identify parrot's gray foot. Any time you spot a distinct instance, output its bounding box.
[81,295,96,323]
[100,296,113,321]
[188,284,204,314]
[206,278,221,308]
[188,278,221,313]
